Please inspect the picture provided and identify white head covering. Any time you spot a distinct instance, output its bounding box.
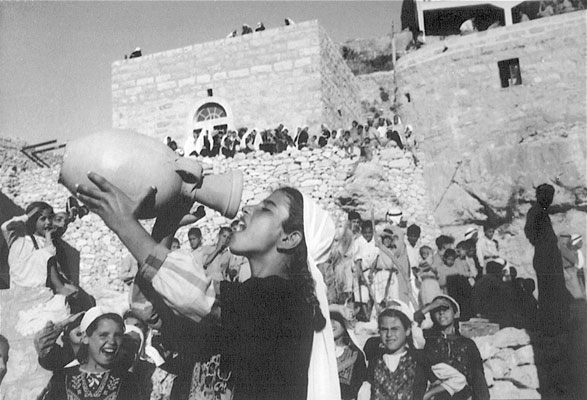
[386,208,403,225]
[239,128,252,151]
[302,194,341,400]
[184,131,206,156]
[464,227,478,240]
[125,324,145,349]
[252,129,263,151]
[80,306,105,334]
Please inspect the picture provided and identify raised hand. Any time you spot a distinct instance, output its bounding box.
[76,172,161,265]
[76,172,156,233]
[34,321,61,358]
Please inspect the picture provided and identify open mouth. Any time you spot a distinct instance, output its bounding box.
[102,347,117,358]
[234,219,246,232]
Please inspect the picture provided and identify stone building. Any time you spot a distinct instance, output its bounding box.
[111,20,361,149]
[395,10,586,266]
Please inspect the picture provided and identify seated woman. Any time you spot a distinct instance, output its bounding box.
[41,307,142,399]
[76,172,340,400]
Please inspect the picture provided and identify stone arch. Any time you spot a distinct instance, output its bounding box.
[184,97,234,155]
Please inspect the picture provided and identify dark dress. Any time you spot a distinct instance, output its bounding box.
[524,203,571,333]
[471,273,515,325]
[220,276,314,400]
[38,344,75,371]
[337,344,366,400]
[371,351,427,400]
[135,276,227,400]
[363,337,427,400]
[41,365,143,400]
[422,330,489,400]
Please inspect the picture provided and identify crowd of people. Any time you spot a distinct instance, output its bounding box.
[0,155,584,400]
[172,115,415,162]
[226,18,295,38]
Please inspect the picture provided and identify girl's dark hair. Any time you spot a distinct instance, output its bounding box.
[278,187,326,332]
[62,313,84,347]
[25,201,53,234]
[330,312,351,346]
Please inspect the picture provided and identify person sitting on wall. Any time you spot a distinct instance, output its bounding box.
[537,1,555,17]
[241,24,252,35]
[221,130,240,158]
[295,126,309,150]
[386,129,404,150]
[459,17,477,35]
[255,22,265,32]
[185,130,205,157]
[129,47,142,59]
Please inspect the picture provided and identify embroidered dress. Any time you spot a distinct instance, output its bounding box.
[371,351,424,400]
[336,345,366,400]
[187,354,233,400]
[423,331,490,400]
[41,366,142,400]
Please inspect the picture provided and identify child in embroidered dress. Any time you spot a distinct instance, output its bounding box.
[420,296,489,400]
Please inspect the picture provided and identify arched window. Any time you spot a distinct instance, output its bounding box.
[195,103,227,122]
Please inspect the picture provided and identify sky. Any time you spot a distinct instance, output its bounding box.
[0,1,403,144]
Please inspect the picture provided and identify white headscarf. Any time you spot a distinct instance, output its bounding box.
[184,132,206,156]
[239,128,252,151]
[302,194,341,400]
[252,129,263,151]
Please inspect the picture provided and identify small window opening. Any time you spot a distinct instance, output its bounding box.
[207,88,213,97]
[498,58,522,88]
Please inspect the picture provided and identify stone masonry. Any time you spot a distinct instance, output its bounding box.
[394,11,587,275]
[0,138,440,397]
[112,20,361,146]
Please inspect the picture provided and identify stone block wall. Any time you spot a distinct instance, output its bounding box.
[0,138,442,398]
[395,11,586,217]
[394,11,587,274]
[356,70,395,116]
[318,26,362,130]
[112,20,361,145]
[0,137,439,298]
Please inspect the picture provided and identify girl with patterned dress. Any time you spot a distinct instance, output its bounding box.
[76,172,340,400]
[421,296,489,400]
[330,307,366,400]
[367,308,426,400]
[42,308,143,399]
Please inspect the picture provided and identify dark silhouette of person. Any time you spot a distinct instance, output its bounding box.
[129,47,142,59]
[524,183,571,335]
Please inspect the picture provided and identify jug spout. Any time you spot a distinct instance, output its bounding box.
[185,170,243,219]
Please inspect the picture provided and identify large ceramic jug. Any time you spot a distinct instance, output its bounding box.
[59,130,242,219]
